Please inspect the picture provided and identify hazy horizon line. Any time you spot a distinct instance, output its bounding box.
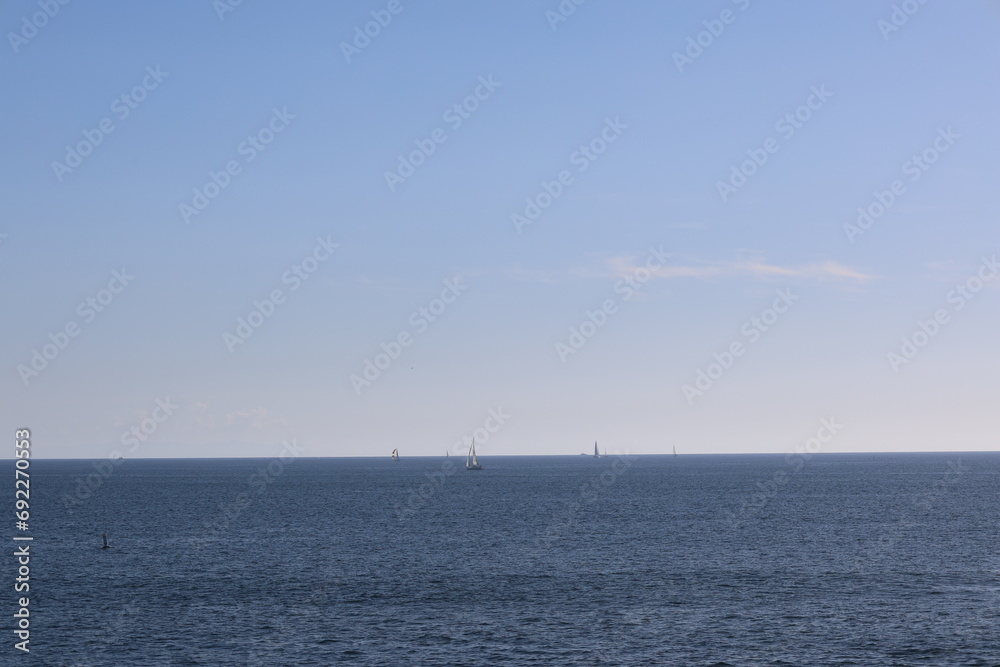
[8,450,997,462]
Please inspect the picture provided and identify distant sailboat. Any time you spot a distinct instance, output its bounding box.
[101,533,111,549]
[593,441,600,459]
[673,445,678,457]
[391,448,399,461]
[446,451,449,457]
[466,439,483,470]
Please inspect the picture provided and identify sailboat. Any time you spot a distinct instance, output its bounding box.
[593,441,600,459]
[466,439,483,470]
[391,448,399,461]
[673,445,678,457]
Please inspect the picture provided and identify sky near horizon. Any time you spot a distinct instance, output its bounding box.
[3,1,999,458]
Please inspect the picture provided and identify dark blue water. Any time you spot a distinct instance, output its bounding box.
[10,453,1000,665]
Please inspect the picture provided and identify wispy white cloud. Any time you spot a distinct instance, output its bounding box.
[606,254,875,283]
[500,251,874,286]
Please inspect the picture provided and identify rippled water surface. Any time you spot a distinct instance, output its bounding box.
[14,453,1000,665]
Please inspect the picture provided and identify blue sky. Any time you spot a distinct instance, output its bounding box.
[3,1,999,458]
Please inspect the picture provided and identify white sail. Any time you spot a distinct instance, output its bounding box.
[391,448,399,461]
[594,441,600,458]
[466,439,482,470]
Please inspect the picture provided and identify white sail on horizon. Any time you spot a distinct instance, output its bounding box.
[466,439,482,470]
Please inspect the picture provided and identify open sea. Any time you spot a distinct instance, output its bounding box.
[11,453,1000,665]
